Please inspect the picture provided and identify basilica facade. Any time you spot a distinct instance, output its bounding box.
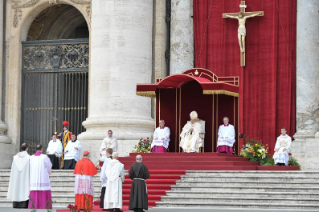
[0,0,318,170]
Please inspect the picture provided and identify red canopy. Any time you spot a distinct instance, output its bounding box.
[136,68,239,98]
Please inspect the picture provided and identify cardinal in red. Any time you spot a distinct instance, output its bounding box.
[74,151,97,210]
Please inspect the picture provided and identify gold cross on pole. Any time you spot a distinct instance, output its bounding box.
[223,1,264,66]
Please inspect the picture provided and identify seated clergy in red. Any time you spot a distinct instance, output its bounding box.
[74,151,97,211]
[216,117,235,155]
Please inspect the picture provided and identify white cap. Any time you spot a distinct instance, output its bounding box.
[190,111,198,120]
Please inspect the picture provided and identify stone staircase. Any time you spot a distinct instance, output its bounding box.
[157,171,319,210]
[0,170,102,207]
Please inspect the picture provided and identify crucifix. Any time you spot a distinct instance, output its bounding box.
[223,1,264,66]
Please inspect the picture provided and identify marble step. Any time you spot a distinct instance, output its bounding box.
[180,176,319,182]
[171,186,319,193]
[184,171,319,178]
[156,201,319,210]
[175,182,319,187]
[159,196,319,204]
[165,191,319,198]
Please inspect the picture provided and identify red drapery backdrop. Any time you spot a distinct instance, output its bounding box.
[194,0,296,154]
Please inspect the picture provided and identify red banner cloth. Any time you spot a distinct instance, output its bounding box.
[194,0,296,154]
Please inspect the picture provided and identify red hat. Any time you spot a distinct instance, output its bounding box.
[83,151,89,155]
[63,121,70,126]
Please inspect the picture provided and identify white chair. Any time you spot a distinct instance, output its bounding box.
[198,119,205,152]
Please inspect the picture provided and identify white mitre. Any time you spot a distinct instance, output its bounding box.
[190,111,198,120]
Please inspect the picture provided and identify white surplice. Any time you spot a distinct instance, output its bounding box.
[180,121,202,153]
[100,136,118,161]
[64,140,82,161]
[100,157,112,187]
[217,124,236,147]
[30,154,52,191]
[7,151,30,202]
[46,140,63,157]
[151,126,170,148]
[273,134,292,166]
[104,159,125,209]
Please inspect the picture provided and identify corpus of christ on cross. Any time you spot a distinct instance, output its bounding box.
[223,1,264,66]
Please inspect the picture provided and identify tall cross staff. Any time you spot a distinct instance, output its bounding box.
[223,1,264,66]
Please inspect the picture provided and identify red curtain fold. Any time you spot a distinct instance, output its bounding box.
[194,0,296,154]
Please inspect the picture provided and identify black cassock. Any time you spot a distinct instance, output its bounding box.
[47,154,60,169]
[129,162,150,210]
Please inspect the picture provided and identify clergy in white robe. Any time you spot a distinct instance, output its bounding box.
[46,134,63,169]
[216,117,235,155]
[100,130,118,162]
[151,120,170,153]
[100,148,113,209]
[7,143,30,208]
[273,128,292,166]
[29,144,52,209]
[180,111,203,153]
[104,152,125,212]
[64,134,82,169]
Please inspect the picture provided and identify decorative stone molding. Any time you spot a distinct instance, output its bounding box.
[12,0,92,28]
[12,0,40,27]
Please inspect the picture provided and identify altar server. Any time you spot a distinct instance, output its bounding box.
[273,128,292,166]
[100,130,118,162]
[151,120,170,153]
[46,134,63,169]
[100,148,113,209]
[64,134,82,169]
[7,143,30,208]
[29,144,52,209]
[104,152,125,212]
[129,155,150,212]
[180,111,203,153]
[216,117,236,155]
[74,151,97,211]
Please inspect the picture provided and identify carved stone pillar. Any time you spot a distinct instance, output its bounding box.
[78,0,154,163]
[170,0,194,75]
[0,0,11,144]
[154,0,168,80]
[292,0,319,170]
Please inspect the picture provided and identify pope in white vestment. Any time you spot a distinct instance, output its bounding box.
[100,130,118,162]
[104,152,125,211]
[151,120,170,153]
[180,111,203,153]
[46,134,63,169]
[217,117,235,155]
[273,128,291,166]
[7,143,30,208]
[64,134,82,169]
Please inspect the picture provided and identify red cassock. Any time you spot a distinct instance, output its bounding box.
[74,157,98,210]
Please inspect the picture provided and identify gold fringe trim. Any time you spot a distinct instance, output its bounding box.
[203,90,239,97]
[136,91,156,98]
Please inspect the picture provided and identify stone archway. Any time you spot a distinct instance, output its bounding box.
[20,4,89,153]
[3,1,91,161]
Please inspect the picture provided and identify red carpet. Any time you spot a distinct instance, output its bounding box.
[57,153,299,212]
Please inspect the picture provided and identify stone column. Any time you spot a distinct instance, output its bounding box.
[292,0,319,170]
[170,0,194,75]
[78,0,154,163]
[154,0,168,80]
[0,0,11,144]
